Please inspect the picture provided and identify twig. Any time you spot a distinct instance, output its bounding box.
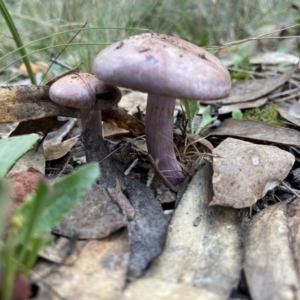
[147,153,178,193]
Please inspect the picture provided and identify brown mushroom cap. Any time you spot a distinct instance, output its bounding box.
[49,73,121,110]
[93,32,231,99]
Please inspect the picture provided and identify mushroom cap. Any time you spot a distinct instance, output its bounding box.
[49,73,121,110]
[93,33,231,100]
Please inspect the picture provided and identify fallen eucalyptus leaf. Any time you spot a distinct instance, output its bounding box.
[202,68,295,105]
[53,184,128,239]
[34,229,130,300]
[208,118,300,147]
[211,138,295,208]
[123,163,242,299]
[244,202,300,300]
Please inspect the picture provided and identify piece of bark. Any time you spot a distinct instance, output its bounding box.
[0,85,144,136]
[244,202,300,300]
[123,162,242,299]
[52,184,127,240]
[0,85,78,122]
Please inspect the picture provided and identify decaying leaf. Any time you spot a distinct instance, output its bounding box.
[34,229,130,300]
[244,202,300,300]
[287,200,300,277]
[102,108,145,136]
[208,118,300,147]
[119,91,147,115]
[202,68,295,105]
[123,163,242,299]
[53,184,128,240]
[211,138,295,208]
[278,101,300,127]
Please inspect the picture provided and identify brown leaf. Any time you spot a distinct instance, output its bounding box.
[244,203,300,300]
[103,108,145,136]
[278,101,300,127]
[208,118,300,147]
[123,163,242,299]
[202,68,295,105]
[34,229,130,300]
[287,201,300,278]
[211,138,294,208]
[52,184,128,240]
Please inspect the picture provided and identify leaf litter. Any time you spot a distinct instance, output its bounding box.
[2,43,300,300]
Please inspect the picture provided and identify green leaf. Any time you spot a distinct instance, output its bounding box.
[15,163,100,243]
[180,99,200,133]
[195,106,217,135]
[232,109,243,119]
[0,134,39,179]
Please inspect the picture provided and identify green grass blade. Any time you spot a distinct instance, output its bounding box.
[0,0,36,84]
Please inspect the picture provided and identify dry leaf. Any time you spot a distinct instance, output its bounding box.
[202,68,295,105]
[102,108,145,136]
[250,52,300,65]
[287,201,300,278]
[53,184,128,240]
[34,229,130,300]
[215,97,268,115]
[211,138,295,208]
[119,91,147,115]
[278,101,300,127]
[208,118,300,147]
[123,163,242,299]
[244,202,300,300]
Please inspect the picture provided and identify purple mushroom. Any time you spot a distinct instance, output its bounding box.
[49,73,121,136]
[93,33,231,186]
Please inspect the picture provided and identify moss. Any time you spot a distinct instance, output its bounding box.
[243,103,286,127]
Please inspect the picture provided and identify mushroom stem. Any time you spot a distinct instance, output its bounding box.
[80,109,103,136]
[145,94,185,186]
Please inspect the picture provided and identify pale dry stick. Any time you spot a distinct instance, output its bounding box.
[227,67,274,78]
[124,158,139,176]
[39,22,87,85]
[273,90,300,103]
[208,23,300,52]
[147,153,178,193]
[281,181,300,201]
[269,87,300,100]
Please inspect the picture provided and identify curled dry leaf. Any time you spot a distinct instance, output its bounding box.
[278,101,300,127]
[244,202,300,300]
[123,163,242,300]
[202,68,295,105]
[211,138,295,208]
[208,118,300,147]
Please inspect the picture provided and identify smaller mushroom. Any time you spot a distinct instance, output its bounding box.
[49,73,121,136]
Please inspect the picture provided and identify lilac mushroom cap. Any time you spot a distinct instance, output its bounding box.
[49,73,121,136]
[93,33,231,186]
